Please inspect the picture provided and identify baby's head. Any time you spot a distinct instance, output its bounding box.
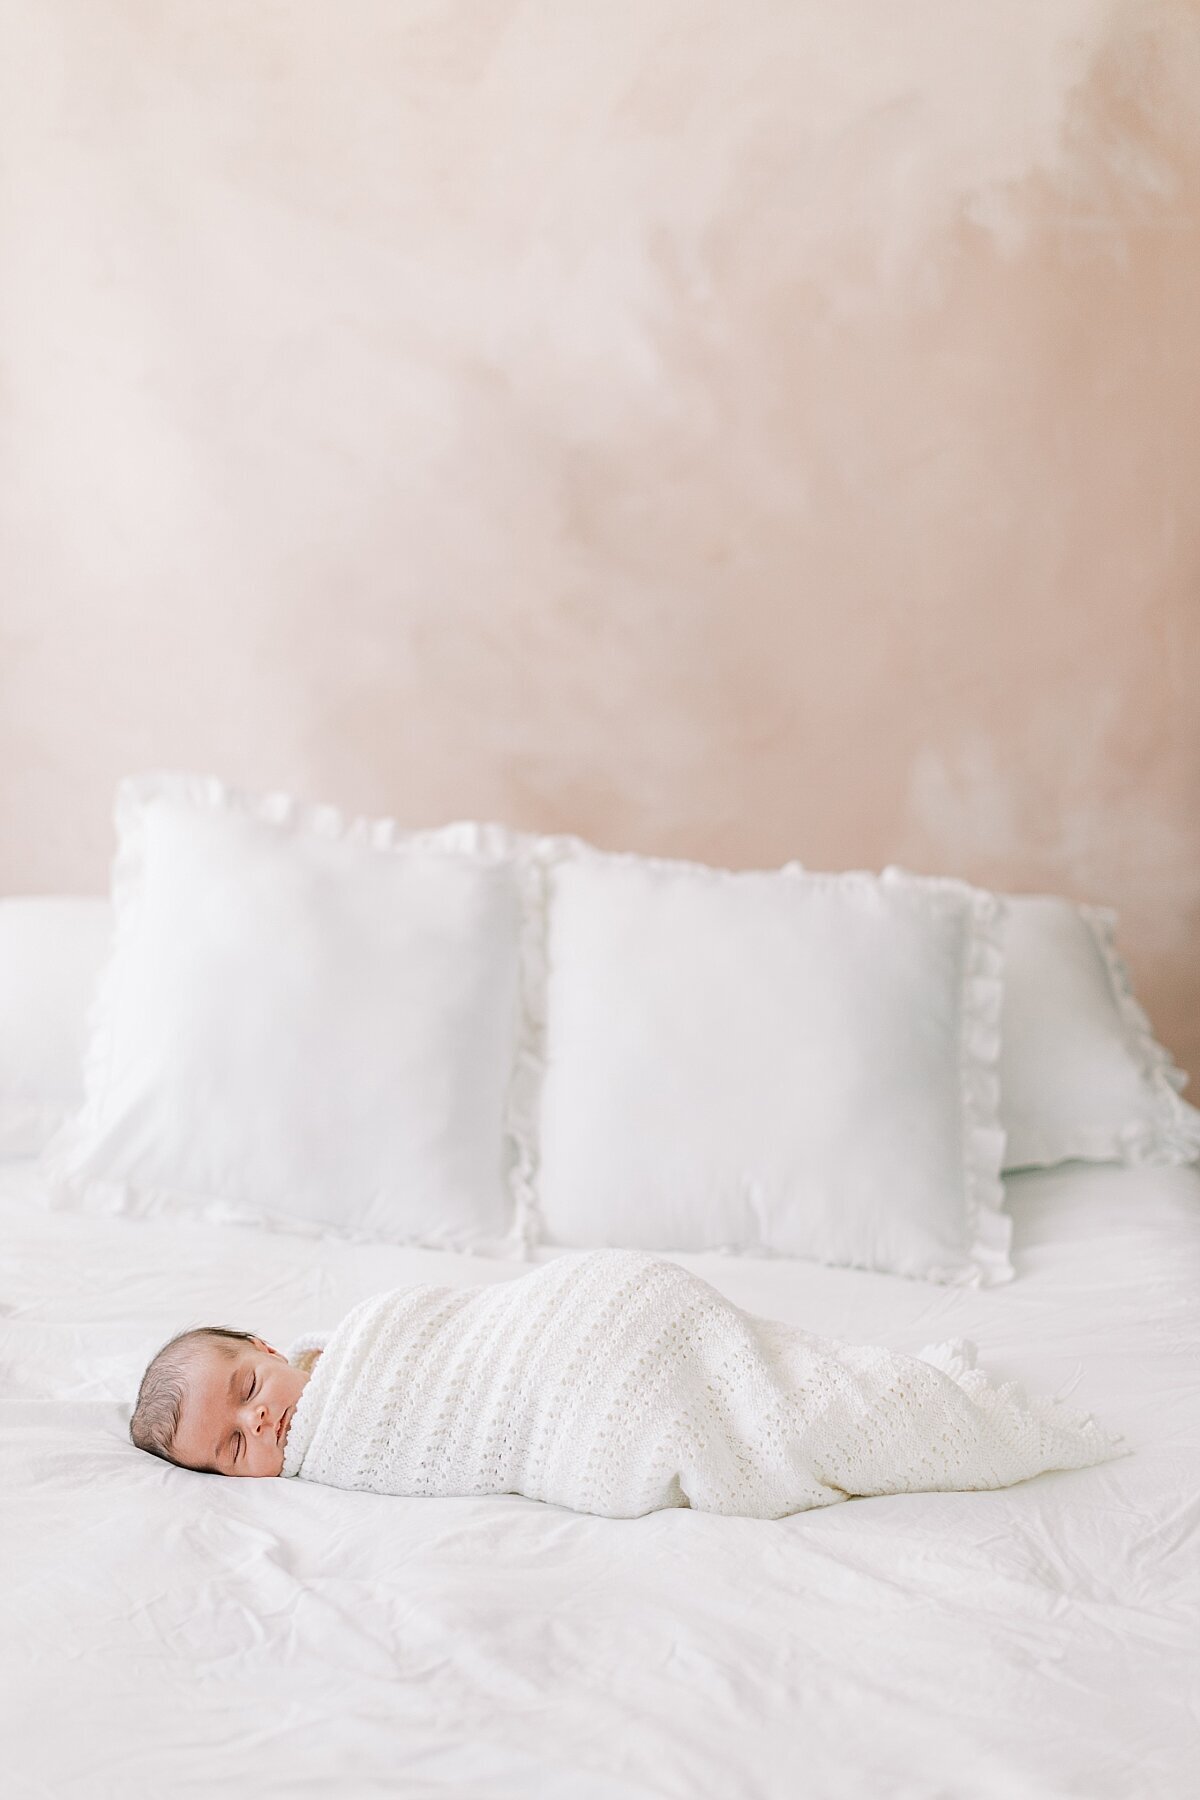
[129,1326,311,1477]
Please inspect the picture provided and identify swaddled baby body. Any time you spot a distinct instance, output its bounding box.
[130,1249,1129,1518]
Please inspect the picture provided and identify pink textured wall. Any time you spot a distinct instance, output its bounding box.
[2,3,1198,1080]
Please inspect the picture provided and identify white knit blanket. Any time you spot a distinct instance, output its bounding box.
[281,1250,1127,1519]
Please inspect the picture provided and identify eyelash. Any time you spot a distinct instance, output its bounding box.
[234,1374,257,1462]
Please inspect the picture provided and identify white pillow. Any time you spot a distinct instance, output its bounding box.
[0,898,113,1156]
[515,840,1011,1286]
[1000,895,1200,1170]
[42,774,532,1253]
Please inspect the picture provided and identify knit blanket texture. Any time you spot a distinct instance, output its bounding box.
[280,1249,1127,1518]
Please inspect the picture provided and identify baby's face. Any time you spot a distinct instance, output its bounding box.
[171,1336,311,1478]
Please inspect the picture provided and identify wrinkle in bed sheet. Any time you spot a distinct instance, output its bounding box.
[1,1159,1198,1799]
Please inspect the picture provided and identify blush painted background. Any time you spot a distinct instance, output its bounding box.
[2,1,1198,1079]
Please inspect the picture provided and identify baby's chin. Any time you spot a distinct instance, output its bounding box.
[225,1460,283,1479]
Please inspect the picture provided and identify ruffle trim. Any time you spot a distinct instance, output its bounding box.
[100,769,530,859]
[915,1336,1130,1466]
[38,771,533,1256]
[881,867,1013,1290]
[39,1169,525,1257]
[1080,905,1200,1167]
[499,848,551,1262]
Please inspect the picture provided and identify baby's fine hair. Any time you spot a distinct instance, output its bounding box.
[129,1325,258,1469]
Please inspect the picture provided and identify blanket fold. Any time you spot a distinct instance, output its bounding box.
[281,1250,1128,1519]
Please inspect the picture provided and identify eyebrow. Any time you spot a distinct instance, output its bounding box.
[212,1362,242,1471]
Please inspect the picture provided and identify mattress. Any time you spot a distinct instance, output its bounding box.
[2,1157,1198,1800]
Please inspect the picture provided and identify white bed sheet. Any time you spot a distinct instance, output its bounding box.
[2,1158,1198,1800]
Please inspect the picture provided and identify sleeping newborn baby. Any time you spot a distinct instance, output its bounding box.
[131,1326,323,1477]
[130,1249,1128,1518]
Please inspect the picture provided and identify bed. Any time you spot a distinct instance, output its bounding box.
[5,778,1199,1797]
[4,1150,1198,1799]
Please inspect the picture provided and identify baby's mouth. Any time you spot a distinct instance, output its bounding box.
[276,1406,289,1447]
